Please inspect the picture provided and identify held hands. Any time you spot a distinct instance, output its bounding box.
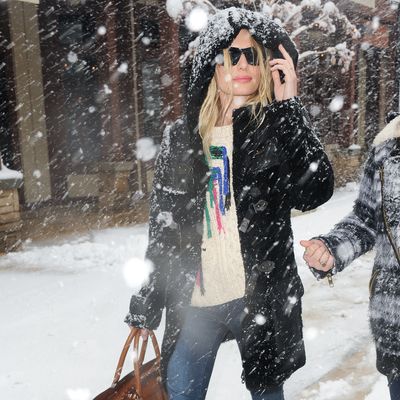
[269,44,298,102]
[300,239,335,272]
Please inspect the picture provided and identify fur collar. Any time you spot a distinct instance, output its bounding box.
[373,115,400,146]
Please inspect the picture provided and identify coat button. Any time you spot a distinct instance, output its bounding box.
[254,199,267,212]
[259,260,275,274]
[239,217,251,233]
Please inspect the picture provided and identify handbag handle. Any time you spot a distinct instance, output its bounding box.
[111,328,162,393]
[133,330,162,395]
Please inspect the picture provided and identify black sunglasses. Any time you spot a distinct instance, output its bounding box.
[219,47,260,66]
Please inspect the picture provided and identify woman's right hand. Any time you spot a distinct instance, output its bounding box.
[136,328,150,340]
[300,239,335,272]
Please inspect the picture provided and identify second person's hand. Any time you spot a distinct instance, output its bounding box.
[300,239,335,272]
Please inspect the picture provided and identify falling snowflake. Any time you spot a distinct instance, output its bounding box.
[67,51,78,64]
[214,53,224,65]
[166,0,184,20]
[254,314,266,325]
[310,105,321,117]
[141,37,151,46]
[97,26,106,35]
[136,137,158,162]
[117,62,128,74]
[122,258,153,292]
[161,74,173,87]
[103,84,112,94]
[185,7,208,32]
[328,95,344,112]
[372,16,380,32]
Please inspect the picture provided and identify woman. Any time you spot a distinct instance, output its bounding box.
[126,7,334,400]
[301,113,400,399]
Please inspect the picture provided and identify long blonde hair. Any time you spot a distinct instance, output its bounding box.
[198,36,274,155]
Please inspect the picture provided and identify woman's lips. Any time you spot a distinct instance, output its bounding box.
[233,76,252,82]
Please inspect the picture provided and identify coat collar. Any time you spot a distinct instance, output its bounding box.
[373,115,400,146]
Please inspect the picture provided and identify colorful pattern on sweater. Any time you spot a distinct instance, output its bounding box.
[196,144,232,294]
[205,145,231,239]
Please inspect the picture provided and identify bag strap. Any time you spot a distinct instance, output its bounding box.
[111,328,137,386]
[133,330,162,395]
[111,329,162,392]
[379,168,400,266]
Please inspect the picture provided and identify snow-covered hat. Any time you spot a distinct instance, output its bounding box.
[186,7,298,134]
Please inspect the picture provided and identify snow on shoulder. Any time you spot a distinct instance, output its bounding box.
[373,114,400,146]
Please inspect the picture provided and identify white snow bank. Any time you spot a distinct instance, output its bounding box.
[0,160,23,180]
[0,226,148,275]
[0,185,386,400]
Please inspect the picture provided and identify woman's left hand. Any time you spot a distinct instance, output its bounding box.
[269,44,298,101]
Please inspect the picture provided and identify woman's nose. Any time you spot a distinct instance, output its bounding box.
[237,53,249,69]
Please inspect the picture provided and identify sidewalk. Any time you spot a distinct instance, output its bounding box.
[0,185,387,400]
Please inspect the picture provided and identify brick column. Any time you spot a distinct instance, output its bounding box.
[7,0,52,204]
[159,6,183,124]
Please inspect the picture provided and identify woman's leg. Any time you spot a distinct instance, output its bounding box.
[389,377,400,400]
[166,306,228,400]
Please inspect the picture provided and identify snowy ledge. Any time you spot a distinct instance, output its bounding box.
[0,165,23,190]
[0,177,23,190]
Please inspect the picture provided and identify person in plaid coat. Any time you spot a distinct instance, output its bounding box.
[301,112,400,400]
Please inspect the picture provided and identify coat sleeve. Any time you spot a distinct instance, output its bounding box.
[271,97,334,211]
[124,120,183,330]
[313,148,379,276]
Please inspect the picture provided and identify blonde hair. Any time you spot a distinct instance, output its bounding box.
[198,36,274,156]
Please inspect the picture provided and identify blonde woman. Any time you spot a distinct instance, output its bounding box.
[126,7,334,400]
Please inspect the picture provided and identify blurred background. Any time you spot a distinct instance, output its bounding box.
[0,0,399,251]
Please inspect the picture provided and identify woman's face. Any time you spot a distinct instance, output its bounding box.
[215,29,261,98]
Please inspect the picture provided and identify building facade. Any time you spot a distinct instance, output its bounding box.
[0,0,399,249]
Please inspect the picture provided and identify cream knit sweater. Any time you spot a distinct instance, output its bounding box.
[191,124,246,307]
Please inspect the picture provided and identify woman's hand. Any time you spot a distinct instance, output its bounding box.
[300,239,335,272]
[139,328,149,339]
[269,44,298,101]
[132,326,150,340]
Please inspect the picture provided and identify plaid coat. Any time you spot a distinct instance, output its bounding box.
[317,116,400,380]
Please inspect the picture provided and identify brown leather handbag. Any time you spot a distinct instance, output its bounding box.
[93,328,168,400]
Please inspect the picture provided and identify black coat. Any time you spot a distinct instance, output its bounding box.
[125,8,334,391]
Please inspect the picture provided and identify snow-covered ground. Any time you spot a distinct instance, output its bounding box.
[0,185,390,400]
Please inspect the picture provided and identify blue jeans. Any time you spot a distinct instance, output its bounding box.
[166,297,284,400]
[389,377,400,400]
